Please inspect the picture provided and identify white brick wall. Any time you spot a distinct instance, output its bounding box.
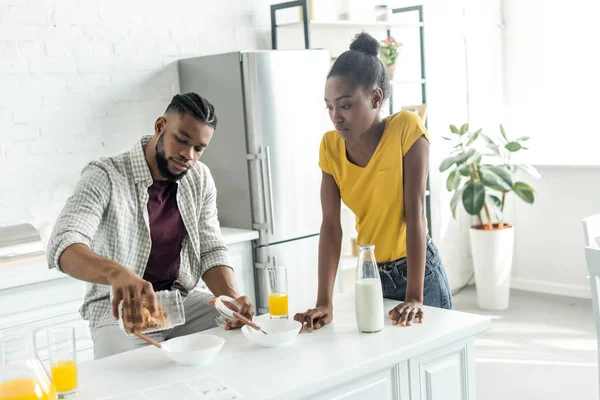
[0,0,273,242]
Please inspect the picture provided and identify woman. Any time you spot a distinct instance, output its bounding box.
[294,32,452,332]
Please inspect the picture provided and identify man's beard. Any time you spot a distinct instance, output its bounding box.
[155,134,188,182]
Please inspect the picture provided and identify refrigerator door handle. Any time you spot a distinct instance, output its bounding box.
[264,145,276,235]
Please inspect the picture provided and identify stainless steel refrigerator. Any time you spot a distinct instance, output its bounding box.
[178,50,334,314]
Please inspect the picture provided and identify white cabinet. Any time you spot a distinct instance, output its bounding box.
[227,240,256,306]
[311,367,397,400]
[297,339,475,400]
[409,339,475,400]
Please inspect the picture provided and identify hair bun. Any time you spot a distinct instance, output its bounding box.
[349,32,379,57]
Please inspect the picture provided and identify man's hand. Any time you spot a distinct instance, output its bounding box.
[109,266,158,331]
[224,295,255,330]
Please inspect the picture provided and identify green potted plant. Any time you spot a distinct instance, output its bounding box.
[439,123,541,309]
[379,35,402,80]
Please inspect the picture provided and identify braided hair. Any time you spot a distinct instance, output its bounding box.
[165,92,218,128]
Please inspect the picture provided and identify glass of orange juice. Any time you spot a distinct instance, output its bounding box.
[266,266,289,319]
[43,327,78,398]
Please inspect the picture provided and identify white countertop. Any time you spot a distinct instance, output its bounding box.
[75,293,491,400]
[0,227,258,291]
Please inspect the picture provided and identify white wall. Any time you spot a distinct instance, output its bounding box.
[511,167,597,298]
[503,0,600,166]
[0,0,273,243]
[503,0,599,298]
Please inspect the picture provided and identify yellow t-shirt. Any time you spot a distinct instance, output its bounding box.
[319,111,429,263]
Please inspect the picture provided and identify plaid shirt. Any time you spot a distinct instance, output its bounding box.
[46,135,231,328]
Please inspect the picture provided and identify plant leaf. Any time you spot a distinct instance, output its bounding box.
[466,128,481,146]
[513,182,535,204]
[480,134,495,145]
[505,142,522,152]
[459,123,469,135]
[450,125,459,134]
[460,152,482,174]
[479,167,512,191]
[441,136,453,141]
[488,194,502,207]
[500,124,508,140]
[516,164,541,179]
[439,156,458,172]
[516,136,530,142]
[450,186,465,219]
[486,165,513,188]
[446,169,461,192]
[439,156,459,172]
[459,164,471,177]
[487,143,501,156]
[462,182,486,215]
[439,149,475,172]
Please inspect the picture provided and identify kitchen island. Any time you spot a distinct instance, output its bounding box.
[75,293,491,400]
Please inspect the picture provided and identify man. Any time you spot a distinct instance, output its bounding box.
[46,92,254,359]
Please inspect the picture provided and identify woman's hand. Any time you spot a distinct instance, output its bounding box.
[389,300,424,326]
[294,305,333,333]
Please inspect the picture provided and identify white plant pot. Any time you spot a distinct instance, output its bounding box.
[469,225,515,310]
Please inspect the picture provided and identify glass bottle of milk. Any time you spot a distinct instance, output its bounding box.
[355,244,384,333]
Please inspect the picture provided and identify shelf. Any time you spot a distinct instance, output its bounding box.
[276,20,423,29]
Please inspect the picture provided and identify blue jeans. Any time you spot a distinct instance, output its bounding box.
[377,236,452,309]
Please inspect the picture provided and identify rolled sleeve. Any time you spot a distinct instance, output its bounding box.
[197,172,231,277]
[50,232,92,272]
[46,163,111,272]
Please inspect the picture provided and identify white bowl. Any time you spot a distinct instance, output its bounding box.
[161,333,224,366]
[241,319,302,348]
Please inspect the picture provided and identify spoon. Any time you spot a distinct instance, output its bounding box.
[133,331,170,351]
[232,311,268,335]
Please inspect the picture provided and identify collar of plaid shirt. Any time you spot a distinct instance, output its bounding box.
[131,134,154,184]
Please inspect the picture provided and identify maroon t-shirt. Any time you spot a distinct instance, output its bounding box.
[143,180,187,291]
